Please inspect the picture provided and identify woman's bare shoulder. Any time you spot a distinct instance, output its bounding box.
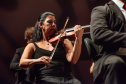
[25,43,36,50]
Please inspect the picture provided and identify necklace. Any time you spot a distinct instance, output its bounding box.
[43,41,50,45]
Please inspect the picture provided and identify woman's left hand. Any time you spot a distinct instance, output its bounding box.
[74,25,84,38]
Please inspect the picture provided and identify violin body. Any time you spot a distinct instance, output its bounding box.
[49,25,90,44]
[49,31,75,44]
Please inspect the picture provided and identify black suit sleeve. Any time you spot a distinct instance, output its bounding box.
[10,47,25,72]
[90,6,126,47]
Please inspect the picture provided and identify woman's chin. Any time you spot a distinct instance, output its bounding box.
[48,30,56,37]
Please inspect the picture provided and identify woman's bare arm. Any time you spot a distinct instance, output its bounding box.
[19,43,51,68]
[63,25,84,64]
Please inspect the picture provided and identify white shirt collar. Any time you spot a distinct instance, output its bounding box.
[112,0,124,10]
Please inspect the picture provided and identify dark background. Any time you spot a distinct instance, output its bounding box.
[0,0,109,84]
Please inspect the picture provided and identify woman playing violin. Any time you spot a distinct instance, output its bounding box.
[19,12,84,84]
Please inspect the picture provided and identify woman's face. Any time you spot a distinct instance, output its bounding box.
[42,15,57,37]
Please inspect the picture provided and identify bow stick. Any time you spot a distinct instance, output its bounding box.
[50,17,69,59]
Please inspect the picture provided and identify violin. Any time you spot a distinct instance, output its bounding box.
[49,25,90,44]
[49,17,90,61]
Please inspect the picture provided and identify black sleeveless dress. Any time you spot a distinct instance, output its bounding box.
[32,42,81,84]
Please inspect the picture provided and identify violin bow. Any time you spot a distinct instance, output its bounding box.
[50,17,69,59]
[65,25,91,32]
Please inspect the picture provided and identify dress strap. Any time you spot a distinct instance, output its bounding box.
[33,42,39,49]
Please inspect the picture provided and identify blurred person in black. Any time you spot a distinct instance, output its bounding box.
[10,27,34,84]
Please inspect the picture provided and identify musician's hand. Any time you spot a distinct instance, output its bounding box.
[35,56,52,66]
[90,62,94,74]
[74,25,84,39]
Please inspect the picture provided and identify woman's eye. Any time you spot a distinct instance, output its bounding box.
[48,21,53,24]
[47,21,56,24]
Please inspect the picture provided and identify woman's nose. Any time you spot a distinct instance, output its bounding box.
[52,22,56,26]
